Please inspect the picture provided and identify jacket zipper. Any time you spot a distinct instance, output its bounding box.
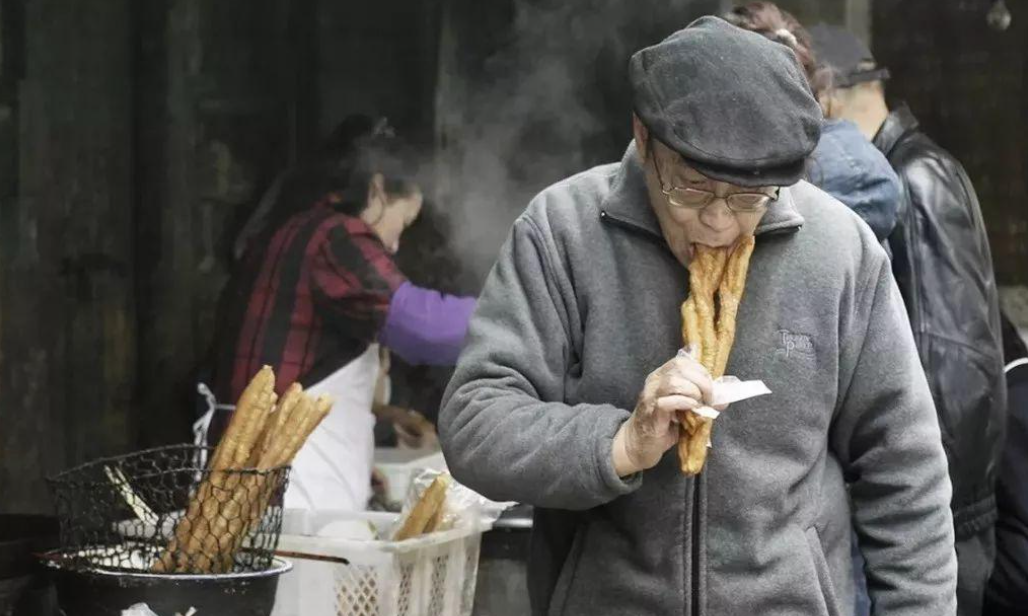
[598,210,664,243]
[604,207,717,615]
[692,475,702,616]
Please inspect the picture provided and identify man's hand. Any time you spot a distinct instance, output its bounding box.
[612,351,714,477]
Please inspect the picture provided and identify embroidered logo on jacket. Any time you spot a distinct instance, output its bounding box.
[777,330,814,359]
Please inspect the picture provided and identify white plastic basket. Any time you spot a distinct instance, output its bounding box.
[272,510,487,616]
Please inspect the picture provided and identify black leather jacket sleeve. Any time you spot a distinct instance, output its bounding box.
[883,125,1007,539]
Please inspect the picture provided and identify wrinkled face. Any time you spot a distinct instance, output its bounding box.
[635,118,774,264]
[362,175,423,254]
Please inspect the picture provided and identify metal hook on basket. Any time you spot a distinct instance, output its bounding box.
[193,383,235,468]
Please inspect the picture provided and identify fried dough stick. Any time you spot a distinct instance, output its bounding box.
[714,237,756,377]
[154,367,275,573]
[677,238,756,475]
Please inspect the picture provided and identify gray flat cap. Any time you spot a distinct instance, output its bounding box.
[630,16,823,187]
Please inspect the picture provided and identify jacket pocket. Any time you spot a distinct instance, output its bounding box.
[548,523,587,616]
[805,527,843,616]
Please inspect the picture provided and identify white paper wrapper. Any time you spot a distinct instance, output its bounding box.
[690,376,772,421]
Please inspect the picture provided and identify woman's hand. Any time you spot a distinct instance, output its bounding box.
[373,404,438,449]
[394,410,438,449]
[612,351,714,477]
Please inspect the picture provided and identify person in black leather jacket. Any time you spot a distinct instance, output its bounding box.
[985,334,1027,616]
[813,25,1007,616]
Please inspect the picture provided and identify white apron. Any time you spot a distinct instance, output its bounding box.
[283,344,379,511]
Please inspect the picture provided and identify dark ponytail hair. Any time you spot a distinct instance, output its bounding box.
[265,114,422,232]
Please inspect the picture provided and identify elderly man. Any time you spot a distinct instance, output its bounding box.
[439,17,956,616]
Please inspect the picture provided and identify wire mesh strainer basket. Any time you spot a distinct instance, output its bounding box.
[48,444,289,575]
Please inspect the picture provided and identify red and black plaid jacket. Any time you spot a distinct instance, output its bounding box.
[211,202,406,403]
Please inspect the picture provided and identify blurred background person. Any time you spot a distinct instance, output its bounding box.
[724,6,904,615]
[812,22,1007,616]
[724,3,902,246]
[208,114,476,512]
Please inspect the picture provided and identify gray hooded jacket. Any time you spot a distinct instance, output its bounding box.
[439,144,957,616]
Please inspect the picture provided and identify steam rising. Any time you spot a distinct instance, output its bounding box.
[436,0,720,287]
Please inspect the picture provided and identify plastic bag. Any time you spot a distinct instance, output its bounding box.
[392,469,512,540]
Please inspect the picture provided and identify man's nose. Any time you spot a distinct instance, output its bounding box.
[699,199,735,231]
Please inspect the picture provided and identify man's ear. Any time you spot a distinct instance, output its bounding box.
[633,114,649,162]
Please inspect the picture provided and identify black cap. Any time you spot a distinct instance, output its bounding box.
[809,23,890,88]
[629,16,822,187]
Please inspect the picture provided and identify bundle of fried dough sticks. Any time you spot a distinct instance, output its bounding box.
[678,237,756,476]
[153,366,333,574]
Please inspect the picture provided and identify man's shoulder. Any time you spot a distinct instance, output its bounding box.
[789,180,874,237]
[785,181,889,273]
[890,129,967,184]
[520,162,621,230]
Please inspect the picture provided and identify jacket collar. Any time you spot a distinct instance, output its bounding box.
[599,142,805,240]
[872,103,920,158]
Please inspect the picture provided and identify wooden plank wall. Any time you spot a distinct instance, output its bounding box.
[873,0,1028,285]
[0,0,308,513]
[0,0,134,511]
[133,0,305,453]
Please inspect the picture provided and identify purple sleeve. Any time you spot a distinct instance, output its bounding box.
[378,282,476,366]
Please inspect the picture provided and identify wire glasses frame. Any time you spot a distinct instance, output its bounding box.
[650,142,780,213]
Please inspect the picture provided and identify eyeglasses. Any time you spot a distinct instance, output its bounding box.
[650,144,779,213]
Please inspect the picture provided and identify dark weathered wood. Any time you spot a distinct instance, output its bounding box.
[0,0,134,512]
[134,0,300,450]
[134,0,204,451]
[873,0,1028,284]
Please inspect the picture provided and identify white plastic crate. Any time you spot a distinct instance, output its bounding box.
[272,509,487,616]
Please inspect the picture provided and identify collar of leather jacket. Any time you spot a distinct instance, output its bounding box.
[873,103,920,158]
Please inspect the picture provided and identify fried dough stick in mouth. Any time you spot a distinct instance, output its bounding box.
[677,237,756,476]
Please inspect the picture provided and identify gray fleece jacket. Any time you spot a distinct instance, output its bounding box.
[439,144,957,616]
